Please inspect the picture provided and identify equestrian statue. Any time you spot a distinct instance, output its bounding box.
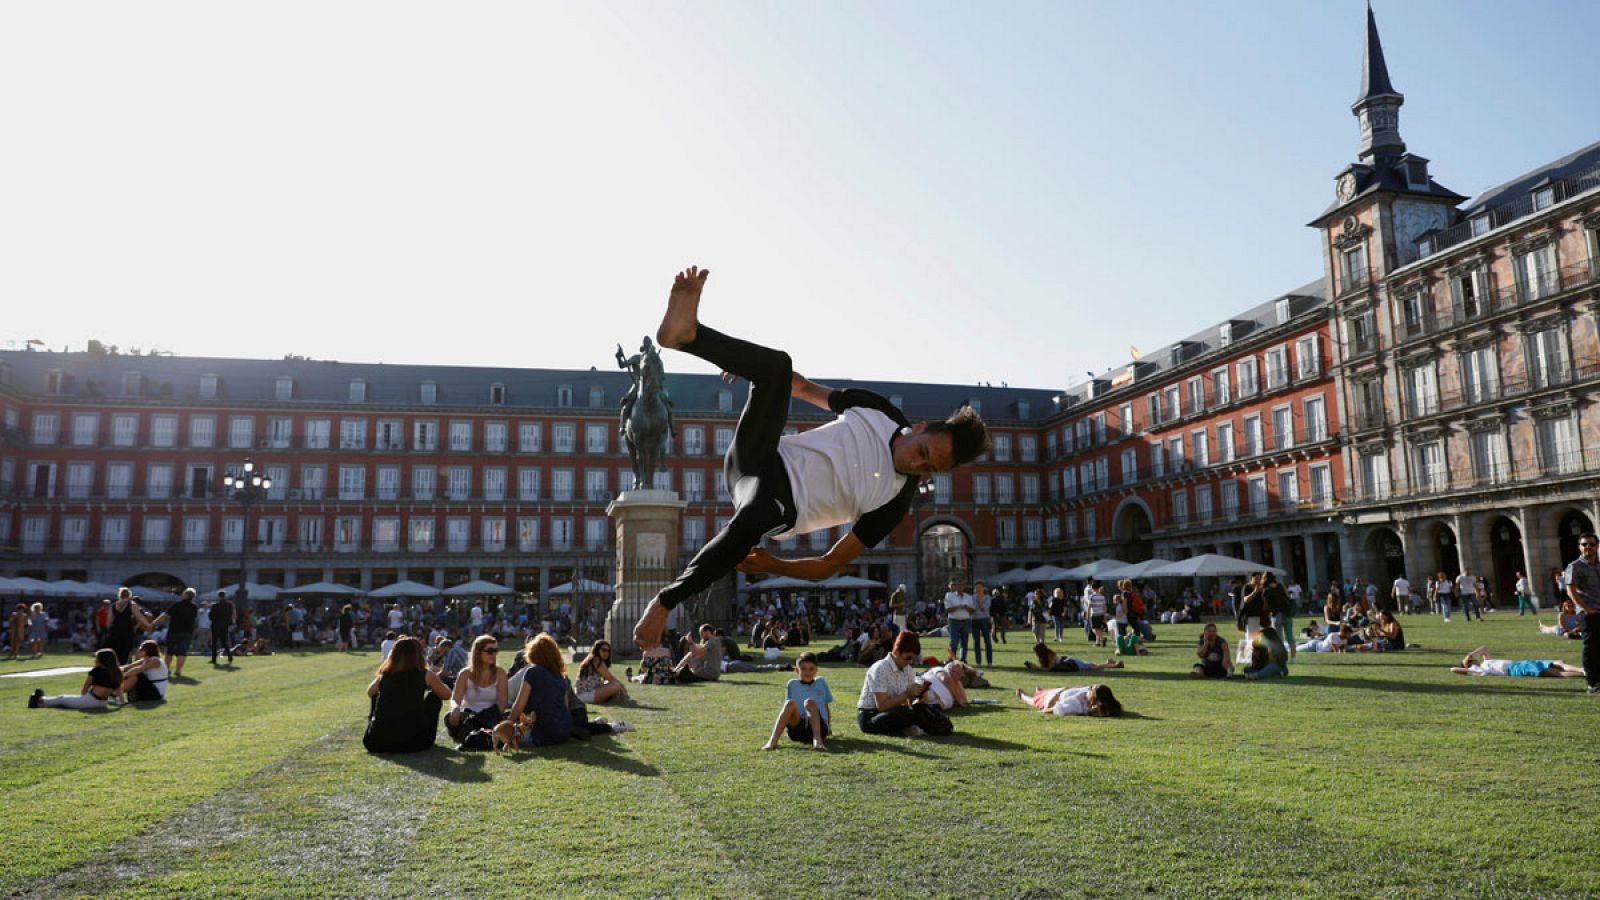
[616,337,675,490]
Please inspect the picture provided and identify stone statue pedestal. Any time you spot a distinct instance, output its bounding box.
[603,489,687,658]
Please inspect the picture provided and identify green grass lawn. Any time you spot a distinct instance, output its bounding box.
[3,613,1597,898]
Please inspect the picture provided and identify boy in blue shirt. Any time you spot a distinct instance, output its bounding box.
[762,652,833,752]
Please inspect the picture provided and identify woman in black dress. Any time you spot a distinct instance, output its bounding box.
[363,636,451,753]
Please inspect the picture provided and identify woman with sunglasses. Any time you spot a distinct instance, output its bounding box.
[445,634,508,742]
[574,640,627,704]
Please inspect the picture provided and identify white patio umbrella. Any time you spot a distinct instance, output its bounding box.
[368,580,442,599]
[1024,564,1080,583]
[986,567,1033,586]
[820,574,885,589]
[442,579,515,597]
[548,578,612,594]
[126,585,177,603]
[1059,559,1133,580]
[215,582,282,600]
[45,580,102,598]
[747,575,822,591]
[1095,559,1176,580]
[1144,554,1284,578]
[0,576,55,595]
[278,582,364,598]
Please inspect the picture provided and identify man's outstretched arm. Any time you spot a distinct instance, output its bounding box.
[738,533,865,581]
[791,372,834,412]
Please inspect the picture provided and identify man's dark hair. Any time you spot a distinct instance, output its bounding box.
[926,405,991,467]
[891,631,921,657]
[1581,531,1598,543]
[797,651,819,667]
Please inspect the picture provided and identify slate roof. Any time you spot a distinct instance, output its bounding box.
[1356,4,1397,104]
[1459,139,1600,218]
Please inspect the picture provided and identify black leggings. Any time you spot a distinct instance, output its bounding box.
[857,705,917,735]
[656,325,798,610]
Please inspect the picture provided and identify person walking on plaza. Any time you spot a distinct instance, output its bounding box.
[150,588,199,677]
[1391,573,1412,616]
[1027,589,1049,645]
[631,266,990,651]
[889,584,908,631]
[1049,586,1068,642]
[990,585,1010,645]
[210,590,236,664]
[1562,532,1600,695]
[1514,571,1536,616]
[1455,568,1483,622]
[1433,571,1454,622]
[970,579,994,667]
[943,576,976,663]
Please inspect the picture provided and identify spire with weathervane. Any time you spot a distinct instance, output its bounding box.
[1352,2,1404,163]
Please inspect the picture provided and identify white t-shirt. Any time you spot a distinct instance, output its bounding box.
[470,606,485,626]
[380,638,397,659]
[1454,576,1477,597]
[387,608,403,629]
[775,406,907,540]
[917,664,959,709]
[858,657,918,710]
[141,658,169,699]
[1051,686,1093,716]
[1392,577,1411,597]
[1469,659,1512,676]
[1086,589,1107,617]
[944,591,974,621]
[1434,579,1453,596]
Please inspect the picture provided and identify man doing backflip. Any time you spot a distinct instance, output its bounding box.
[633,266,990,651]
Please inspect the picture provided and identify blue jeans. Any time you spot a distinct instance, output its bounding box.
[1461,595,1482,621]
[857,705,917,735]
[1245,662,1287,679]
[948,618,972,661]
[1439,597,1453,621]
[970,618,993,666]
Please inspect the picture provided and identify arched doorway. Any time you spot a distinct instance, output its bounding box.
[918,522,970,604]
[123,571,188,593]
[1111,500,1154,562]
[1557,510,1594,571]
[1487,516,1526,601]
[1364,527,1406,585]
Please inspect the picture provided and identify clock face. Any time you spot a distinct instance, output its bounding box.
[1337,173,1356,202]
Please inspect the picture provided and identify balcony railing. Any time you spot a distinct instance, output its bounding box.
[1426,157,1600,257]
[1348,446,1600,505]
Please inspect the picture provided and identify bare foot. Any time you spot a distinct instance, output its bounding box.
[633,598,669,652]
[1015,688,1028,702]
[760,741,779,751]
[656,266,708,349]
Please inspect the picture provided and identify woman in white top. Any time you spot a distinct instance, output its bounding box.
[121,640,169,702]
[917,660,973,710]
[1016,683,1122,717]
[446,635,507,739]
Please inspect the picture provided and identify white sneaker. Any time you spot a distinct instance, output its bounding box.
[611,721,636,733]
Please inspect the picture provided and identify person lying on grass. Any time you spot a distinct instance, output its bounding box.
[1016,684,1123,717]
[916,659,975,710]
[763,651,834,751]
[1192,623,1234,678]
[1449,647,1586,678]
[1297,624,1352,654]
[28,648,124,710]
[1024,641,1125,673]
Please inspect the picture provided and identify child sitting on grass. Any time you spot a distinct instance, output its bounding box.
[763,652,833,752]
[1115,625,1147,657]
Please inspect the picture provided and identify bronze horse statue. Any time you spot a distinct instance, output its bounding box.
[619,341,674,490]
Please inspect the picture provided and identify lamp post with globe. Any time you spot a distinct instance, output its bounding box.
[222,459,272,609]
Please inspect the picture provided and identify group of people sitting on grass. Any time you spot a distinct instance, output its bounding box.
[27,640,168,710]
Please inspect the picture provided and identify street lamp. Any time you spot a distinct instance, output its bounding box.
[912,479,936,605]
[222,458,272,609]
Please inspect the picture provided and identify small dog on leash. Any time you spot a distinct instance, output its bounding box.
[491,719,526,754]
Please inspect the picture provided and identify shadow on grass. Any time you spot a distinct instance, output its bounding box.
[518,739,662,778]
[1106,666,1581,698]
[380,747,491,782]
[821,736,944,759]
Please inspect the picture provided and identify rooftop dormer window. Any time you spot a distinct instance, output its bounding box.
[1275,299,1291,324]
[46,369,65,395]
[589,385,605,408]
[1219,323,1233,348]
[420,381,437,405]
[1533,187,1556,211]
[349,379,367,403]
[199,374,219,400]
[275,375,295,401]
[717,389,732,412]
[557,384,572,407]
[122,373,143,397]
[490,383,506,405]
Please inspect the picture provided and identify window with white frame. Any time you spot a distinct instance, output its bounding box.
[373,517,400,552]
[483,419,508,448]
[1295,335,1321,378]
[1340,243,1368,292]
[1536,412,1581,474]
[1247,475,1268,516]
[410,466,434,501]
[334,517,361,552]
[1527,327,1570,389]
[1192,430,1209,468]
[189,415,215,448]
[420,381,437,405]
[1308,464,1331,506]
[446,518,470,552]
[1195,484,1212,523]
[1146,394,1162,428]
[713,427,733,456]
[482,517,507,552]
[1061,425,1074,454]
[1150,440,1165,477]
[1061,467,1077,498]
[1045,515,1060,543]
[1277,468,1299,510]
[299,516,324,551]
[1078,462,1093,494]
[1449,266,1488,321]
[338,465,366,500]
[585,424,608,454]
[102,516,129,553]
[145,463,172,499]
[1083,511,1097,543]
[71,413,99,446]
[61,516,89,553]
[1118,403,1133,437]
[106,462,133,499]
[1021,473,1040,504]
[1459,344,1499,404]
[1162,386,1179,422]
[518,422,542,453]
[1470,428,1510,485]
[199,375,219,399]
[995,473,1014,504]
[993,434,1013,461]
[1120,447,1138,484]
[1220,480,1239,519]
[479,467,505,501]
[256,516,287,552]
[1020,435,1037,462]
[265,464,288,500]
[586,468,608,501]
[682,426,704,456]
[517,518,539,552]
[445,421,469,452]
[1093,413,1106,443]
[1236,358,1258,397]
[151,414,176,448]
[142,516,170,553]
[1075,419,1091,447]
[445,466,471,500]
[682,469,704,501]
[1303,396,1327,443]
[551,517,573,550]
[65,461,93,498]
[1272,406,1294,451]
[304,418,330,449]
[377,466,403,500]
[267,417,293,449]
[294,464,324,500]
[1516,242,1559,302]
[1167,436,1185,470]
[1187,377,1205,414]
[349,379,367,403]
[681,516,705,551]
[518,467,540,500]
[409,518,435,552]
[229,416,254,449]
[1065,511,1079,541]
[274,375,294,401]
[1405,362,1439,416]
[376,419,403,451]
[1216,422,1234,463]
[998,517,1018,548]
[1047,471,1059,501]
[552,423,576,453]
[1095,457,1109,491]
[972,473,991,504]
[1412,441,1446,491]
[652,469,671,491]
[544,468,570,502]
[340,418,366,449]
[1045,432,1057,458]
[1211,368,1230,406]
[1024,517,1042,548]
[1265,346,1289,389]
[590,386,606,409]
[1243,415,1262,456]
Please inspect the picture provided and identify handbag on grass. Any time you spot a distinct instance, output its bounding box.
[910,700,954,736]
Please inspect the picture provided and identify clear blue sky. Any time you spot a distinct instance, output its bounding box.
[2,1,1595,390]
